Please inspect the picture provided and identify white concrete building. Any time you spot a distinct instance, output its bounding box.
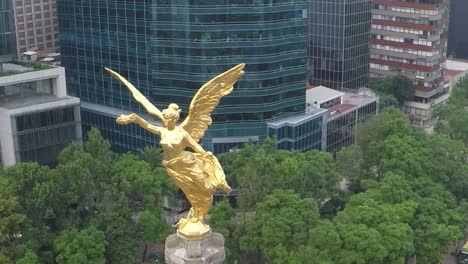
[0,62,80,166]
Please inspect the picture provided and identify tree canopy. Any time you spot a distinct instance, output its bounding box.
[370,75,415,104]
[0,128,173,263]
[435,76,468,145]
[219,107,465,263]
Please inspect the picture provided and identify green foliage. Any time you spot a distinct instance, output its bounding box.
[370,75,415,104]
[377,93,399,110]
[54,226,106,264]
[335,175,417,264]
[352,110,465,263]
[224,142,276,211]
[435,77,468,144]
[209,200,239,262]
[240,190,320,263]
[83,128,113,161]
[336,145,364,192]
[217,110,466,263]
[137,208,171,243]
[141,146,164,168]
[17,249,39,264]
[209,200,234,237]
[91,198,138,264]
[355,107,413,158]
[0,128,171,263]
[1,110,465,264]
[407,177,463,264]
[0,177,27,263]
[0,61,53,77]
[222,140,340,212]
[420,135,468,201]
[114,153,166,207]
[370,135,432,179]
[275,150,340,200]
[13,60,53,70]
[290,219,341,264]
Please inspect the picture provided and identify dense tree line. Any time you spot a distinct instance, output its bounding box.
[0,129,173,263]
[435,76,468,145]
[212,107,467,264]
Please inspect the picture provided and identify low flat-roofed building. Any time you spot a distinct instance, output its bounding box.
[0,61,81,166]
[445,59,468,91]
[267,85,378,154]
[267,106,327,151]
[306,86,378,155]
[306,85,344,109]
[326,88,378,154]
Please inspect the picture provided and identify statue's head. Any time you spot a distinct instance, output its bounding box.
[162,103,181,128]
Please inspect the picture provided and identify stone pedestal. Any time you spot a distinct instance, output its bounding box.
[165,232,225,264]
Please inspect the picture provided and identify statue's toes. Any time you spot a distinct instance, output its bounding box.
[176,218,188,227]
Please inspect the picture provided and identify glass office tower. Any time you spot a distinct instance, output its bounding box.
[448,0,468,60]
[308,0,371,90]
[0,0,16,62]
[59,0,309,153]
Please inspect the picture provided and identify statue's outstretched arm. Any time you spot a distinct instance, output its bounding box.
[184,130,211,157]
[117,113,162,136]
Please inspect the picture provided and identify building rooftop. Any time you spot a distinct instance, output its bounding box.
[445,59,468,89]
[304,86,378,119]
[306,85,344,105]
[0,61,53,77]
[446,58,468,71]
[342,90,377,106]
[41,58,55,62]
[0,95,77,110]
[327,104,355,118]
[268,107,326,127]
[445,69,464,77]
[22,51,37,56]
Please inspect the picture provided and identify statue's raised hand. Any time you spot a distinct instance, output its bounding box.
[116,113,136,125]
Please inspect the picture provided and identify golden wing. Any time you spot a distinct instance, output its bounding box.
[180,64,245,142]
[105,67,164,121]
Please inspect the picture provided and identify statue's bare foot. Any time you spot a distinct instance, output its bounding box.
[176,217,188,228]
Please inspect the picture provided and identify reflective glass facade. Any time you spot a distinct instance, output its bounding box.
[0,0,16,61]
[448,0,468,60]
[13,106,80,166]
[267,107,327,152]
[59,0,309,153]
[268,114,325,151]
[308,0,371,90]
[80,108,158,154]
[326,100,377,154]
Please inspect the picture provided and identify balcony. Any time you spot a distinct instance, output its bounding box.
[373,0,441,10]
[370,39,435,52]
[370,58,434,72]
[414,83,445,98]
[372,19,435,31]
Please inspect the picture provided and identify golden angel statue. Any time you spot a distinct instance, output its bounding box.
[105,64,244,239]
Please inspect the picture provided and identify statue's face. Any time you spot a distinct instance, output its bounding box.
[162,110,179,128]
